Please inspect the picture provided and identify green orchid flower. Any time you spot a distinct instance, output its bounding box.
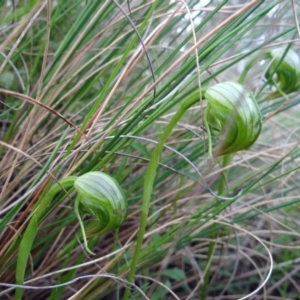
[74,171,128,253]
[204,81,262,156]
[16,171,127,299]
[265,47,300,97]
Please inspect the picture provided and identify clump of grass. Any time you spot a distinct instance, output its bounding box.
[1,1,300,299]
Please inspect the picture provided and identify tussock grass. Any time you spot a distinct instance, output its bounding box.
[1,1,300,299]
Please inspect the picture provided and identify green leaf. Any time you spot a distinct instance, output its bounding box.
[163,268,186,281]
[15,215,38,300]
[131,142,150,159]
[15,177,76,299]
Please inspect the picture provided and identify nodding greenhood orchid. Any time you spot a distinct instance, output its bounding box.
[204,81,262,156]
[265,48,300,97]
[16,171,127,299]
[74,171,128,254]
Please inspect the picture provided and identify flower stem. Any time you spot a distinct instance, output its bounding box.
[15,176,77,300]
[218,153,233,195]
[123,93,200,300]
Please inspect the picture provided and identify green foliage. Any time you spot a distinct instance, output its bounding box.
[163,268,186,281]
[0,1,300,299]
[15,215,37,300]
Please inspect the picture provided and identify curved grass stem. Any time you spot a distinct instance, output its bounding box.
[123,93,200,300]
[15,176,77,300]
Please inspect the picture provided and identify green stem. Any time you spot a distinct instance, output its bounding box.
[218,153,233,195]
[203,112,213,158]
[35,176,77,220]
[74,194,95,255]
[201,232,215,300]
[202,153,232,300]
[15,176,77,300]
[238,55,258,85]
[123,93,200,300]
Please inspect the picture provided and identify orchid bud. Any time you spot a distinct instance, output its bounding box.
[204,81,262,156]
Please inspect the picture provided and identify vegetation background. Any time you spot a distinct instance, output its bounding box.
[0,0,300,299]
